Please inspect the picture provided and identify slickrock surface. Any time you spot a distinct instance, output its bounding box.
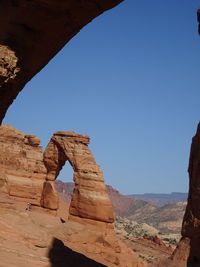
[0,193,146,267]
[0,125,46,205]
[43,131,114,224]
[0,0,124,122]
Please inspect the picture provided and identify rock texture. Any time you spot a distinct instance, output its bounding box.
[43,131,114,224]
[0,192,146,267]
[0,124,46,205]
[159,123,200,266]
[178,123,200,264]
[41,181,59,210]
[0,125,143,266]
[182,123,200,239]
[0,125,114,226]
[0,0,124,123]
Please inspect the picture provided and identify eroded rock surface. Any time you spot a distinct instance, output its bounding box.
[0,192,146,267]
[0,0,124,123]
[179,123,200,264]
[161,123,200,266]
[182,123,200,239]
[43,131,114,224]
[0,125,114,226]
[0,125,145,266]
[0,124,46,205]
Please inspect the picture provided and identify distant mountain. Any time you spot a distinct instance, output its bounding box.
[54,180,74,203]
[54,180,156,217]
[127,192,188,207]
[106,185,156,217]
[54,180,186,234]
[127,201,187,234]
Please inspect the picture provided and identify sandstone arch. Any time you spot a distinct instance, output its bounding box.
[41,131,114,224]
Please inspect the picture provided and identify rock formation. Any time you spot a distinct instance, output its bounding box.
[0,0,124,123]
[0,125,144,266]
[0,125,114,226]
[179,123,200,264]
[182,123,200,239]
[161,123,200,266]
[0,124,46,205]
[0,191,146,267]
[43,131,114,224]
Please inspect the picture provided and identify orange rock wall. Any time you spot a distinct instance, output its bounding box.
[0,125,46,205]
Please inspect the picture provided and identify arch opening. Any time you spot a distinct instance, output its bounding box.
[41,131,114,224]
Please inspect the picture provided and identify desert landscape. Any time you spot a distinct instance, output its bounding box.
[0,1,200,267]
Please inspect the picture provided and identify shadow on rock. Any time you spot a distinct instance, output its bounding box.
[48,238,107,267]
[187,237,200,267]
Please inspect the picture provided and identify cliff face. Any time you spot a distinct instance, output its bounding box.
[182,123,200,239]
[0,125,46,205]
[0,0,124,123]
[180,123,200,264]
[162,123,200,266]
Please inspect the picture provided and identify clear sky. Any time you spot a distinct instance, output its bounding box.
[3,0,200,194]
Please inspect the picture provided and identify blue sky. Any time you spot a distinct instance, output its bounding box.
[3,0,200,194]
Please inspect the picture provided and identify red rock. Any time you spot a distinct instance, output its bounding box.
[0,0,124,122]
[0,125,114,226]
[182,123,200,239]
[0,125,146,266]
[0,125,46,205]
[40,181,59,210]
[176,123,200,263]
[43,131,114,224]
[163,123,200,266]
[170,237,190,263]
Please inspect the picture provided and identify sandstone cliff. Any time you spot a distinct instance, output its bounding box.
[0,125,46,205]
[156,123,200,267]
[178,123,200,265]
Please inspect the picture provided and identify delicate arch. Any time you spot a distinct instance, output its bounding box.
[41,131,114,223]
